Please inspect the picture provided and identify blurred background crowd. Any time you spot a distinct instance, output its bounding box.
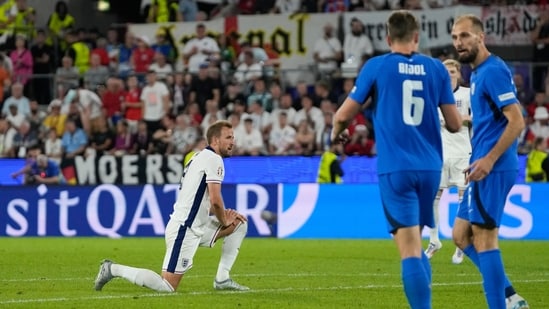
[0,0,548,184]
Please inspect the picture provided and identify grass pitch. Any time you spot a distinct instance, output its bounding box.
[0,238,547,308]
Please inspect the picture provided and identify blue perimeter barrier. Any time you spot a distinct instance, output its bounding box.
[0,183,546,239]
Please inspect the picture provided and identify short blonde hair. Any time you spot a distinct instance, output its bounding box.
[443,59,461,71]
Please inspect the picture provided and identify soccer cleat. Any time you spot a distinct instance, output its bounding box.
[506,294,529,309]
[214,278,250,291]
[424,241,442,259]
[452,248,464,264]
[94,259,114,291]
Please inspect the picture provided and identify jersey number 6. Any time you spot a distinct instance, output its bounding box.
[402,80,424,126]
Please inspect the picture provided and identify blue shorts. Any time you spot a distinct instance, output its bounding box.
[456,170,517,229]
[378,171,440,234]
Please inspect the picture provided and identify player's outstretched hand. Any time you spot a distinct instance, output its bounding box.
[464,157,494,183]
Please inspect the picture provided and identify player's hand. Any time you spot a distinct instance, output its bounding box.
[464,157,494,183]
[331,129,350,145]
[225,209,247,225]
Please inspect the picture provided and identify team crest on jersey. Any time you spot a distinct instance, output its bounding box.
[217,167,223,177]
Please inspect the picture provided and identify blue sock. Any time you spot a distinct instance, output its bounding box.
[421,251,432,283]
[402,257,431,309]
[463,244,515,298]
[478,250,506,309]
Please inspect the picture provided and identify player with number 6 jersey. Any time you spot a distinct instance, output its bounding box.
[331,10,463,309]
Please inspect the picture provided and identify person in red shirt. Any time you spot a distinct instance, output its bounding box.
[344,124,375,156]
[122,75,143,133]
[91,37,110,67]
[131,35,155,81]
[102,77,126,126]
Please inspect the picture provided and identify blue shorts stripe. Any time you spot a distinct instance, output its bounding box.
[472,182,496,229]
[167,224,187,273]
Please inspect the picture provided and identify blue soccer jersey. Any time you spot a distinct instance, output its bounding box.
[469,55,519,171]
[349,52,456,174]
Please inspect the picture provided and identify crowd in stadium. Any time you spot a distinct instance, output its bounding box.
[0,0,548,179]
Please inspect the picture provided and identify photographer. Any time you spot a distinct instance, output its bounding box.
[26,154,64,185]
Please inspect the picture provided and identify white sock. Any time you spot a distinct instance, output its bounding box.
[430,196,440,244]
[111,264,174,292]
[215,221,248,282]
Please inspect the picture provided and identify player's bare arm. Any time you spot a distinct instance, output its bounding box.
[466,103,524,182]
[439,103,462,133]
[208,182,235,227]
[332,97,361,143]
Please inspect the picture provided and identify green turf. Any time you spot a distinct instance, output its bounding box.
[0,238,547,308]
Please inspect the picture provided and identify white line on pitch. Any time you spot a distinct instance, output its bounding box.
[0,278,547,305]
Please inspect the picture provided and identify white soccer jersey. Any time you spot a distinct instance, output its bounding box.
[440,86,472,159]
[170,147,224,235]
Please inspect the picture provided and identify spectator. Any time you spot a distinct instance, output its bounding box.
[106,27,121,58]
[65,29,90,75]
[101,77,125,125]
[234,50,262,85]
[344,124,375,156]
[65,101,84,129]
[186,101,203,127]
[151,28,176,64]
[9,0,36,41]
[247,78,273,112]
[526,136,549,182]
[152,114,175,154]
[27,99,46,134]
[236,41,271,69]
[9,144,41,181]
[117,31,135,78]
[122,75,142,133]
[319,0,349,12]
[84,53,109,90]
[270,93,296,130]
[147,0,182,23]
[293,94,323,131]
[0,52,10,102]
[526,92,548,117]
[268,111,296,155]
[141,70,170,134]
[268,81,283,111]
[10,120,38,158]
[182,23,220,74]
[313,80,338,107]
[349,0,379,10]
[293,119,316,156]
[514,73,535,107]
[179,0,199,21]
[132,120,154,155]
[292,80,312,110]
[149,51,173,81]
[61,118,88,159]
[55,56,79,92]
[5,103,25,132]
[217,33,236,74]
[30,29,53,106]
[219,81,245,117]
[235,116,264,156]
[10,34,32,87]
[63,88,103,134]
[316,111,333,154]
[91,37,110,67]
[47,1,75,50]
[189,63,221,114]
[26,154,64,185]
[313,23,342,78]
[343,17,374,71]
[170,72,188,115]
[531,10,549,92]
[171,114,198,154]
[337,77,355,106]
[0,118,15,157]
[200,99,224,132]
[131,35,155,79]
[531,106,549,146]
[109,120,133,156]
[247,100,271,137]
[2,82,30,116]
[316,143,345,184]
[43,99,67,137]
[44,128,63,164]
[271,0,300,13]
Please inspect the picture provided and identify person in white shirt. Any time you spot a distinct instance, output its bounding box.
[63,87,104,134]
[313,23,342,76]
[201,99,225,133]
[5,104,25,131]
[182,23,220,74]
[44,129,63,165]
[141,70,171,133]
[0,118,16,158]
[171,114,199,155]
[293,95,324,132]
[269,111,296,155]
[148,51,174,81]
[233,50,263,84]
[424,59,472,264]
[235,116,264,155]
[343,17,374,68]
[95,120,250,292]
[269,93,296,129]
[271,0,301,13]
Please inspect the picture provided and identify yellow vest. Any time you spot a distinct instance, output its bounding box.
[11,6,35,37]
[149,0,178,22]
[47,12,74,45]
[526,149,548,182]
[71,41,90,75]
[317,151,342,184]
[0,0,14,30]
